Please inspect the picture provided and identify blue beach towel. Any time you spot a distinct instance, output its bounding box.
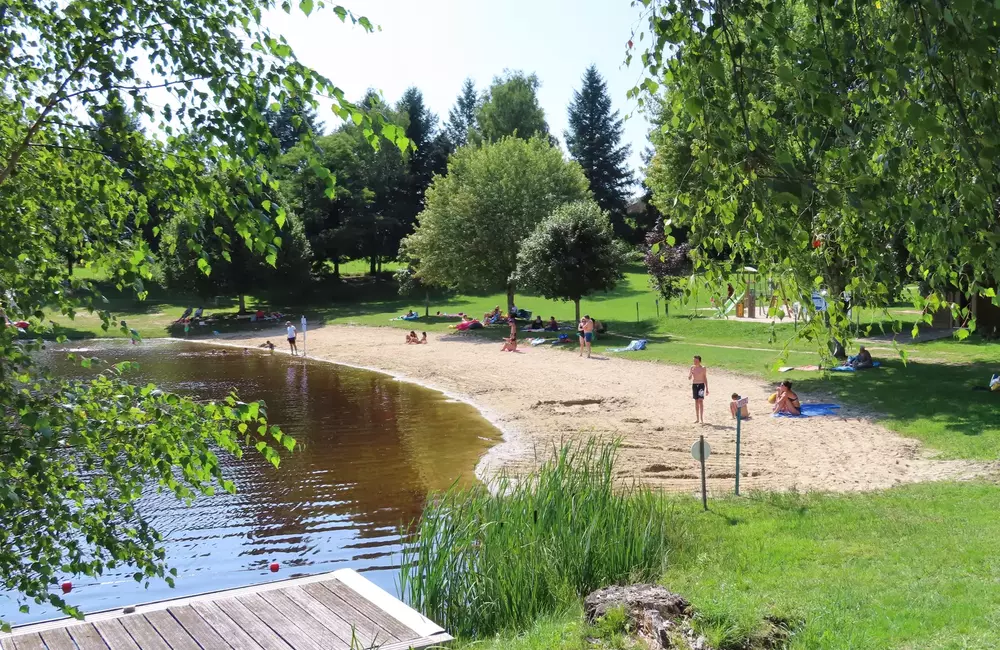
[831,361,881,372]
[608,339,647,353]
[774,403,841,418]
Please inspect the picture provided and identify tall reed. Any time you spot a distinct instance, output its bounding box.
[398,441,681,638]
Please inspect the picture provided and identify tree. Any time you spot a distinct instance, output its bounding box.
[631,0,1000,341]
[161,175,313,312]
[265,100,323,154]
[514,201,628,321]
[565,66,634,239]
[396,87,449,237]
[0,1,400,626]
[403,137,589,311]
[643,229,692,306]
[445,78,479,148]
[476,71,549,143]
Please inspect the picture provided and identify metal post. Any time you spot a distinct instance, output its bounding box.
[699,435,708,511]
[636,302,640,323]
[656,299,660,318]
[735,410,742,496]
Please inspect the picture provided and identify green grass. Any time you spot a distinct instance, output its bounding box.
[452,481,1000,650]
[400,442,680,640]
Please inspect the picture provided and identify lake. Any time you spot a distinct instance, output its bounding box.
[0,339,499,625]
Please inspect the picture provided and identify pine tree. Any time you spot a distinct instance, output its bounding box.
[264,100,322,153]
[396,87,448,234]
[445,78,478,147]
[565,65,634,239]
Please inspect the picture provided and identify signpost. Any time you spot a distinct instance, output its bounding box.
[300,315,307,358]
[691,436,711,511]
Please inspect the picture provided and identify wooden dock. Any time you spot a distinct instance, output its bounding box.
[0,570,451,650]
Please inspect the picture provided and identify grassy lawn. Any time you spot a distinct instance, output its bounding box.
[459,481,1000,650]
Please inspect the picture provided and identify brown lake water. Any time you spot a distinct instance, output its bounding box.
[0,339,499,625]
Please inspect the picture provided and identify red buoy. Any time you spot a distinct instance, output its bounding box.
[269,562,280,573]
[61,581,72,594]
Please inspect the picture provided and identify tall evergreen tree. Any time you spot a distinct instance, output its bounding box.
[396,87,449,237]
[565,65,633,239]
[264,99,322,153]
[477,71,549,143]
[445,78,479,148]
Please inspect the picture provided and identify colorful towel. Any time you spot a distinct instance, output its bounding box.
[773,403,841,418]
[831,361,881,372]
[608,339,647,353]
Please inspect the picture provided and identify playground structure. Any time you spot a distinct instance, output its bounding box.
[716,267,799,322]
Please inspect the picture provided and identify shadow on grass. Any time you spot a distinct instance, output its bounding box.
[796,358,1000,454]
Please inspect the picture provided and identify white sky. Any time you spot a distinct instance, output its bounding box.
[264,0,651,186]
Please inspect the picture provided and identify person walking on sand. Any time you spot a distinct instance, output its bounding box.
[286,321,298,356]
[689,355,708,423]
[578,315,595,358]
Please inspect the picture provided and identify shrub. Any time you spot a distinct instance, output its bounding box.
[399,441,681,638]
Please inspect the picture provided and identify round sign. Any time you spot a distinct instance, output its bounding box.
[691,440,711,461]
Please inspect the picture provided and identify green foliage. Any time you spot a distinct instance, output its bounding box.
[634,0,1000,344]
[264,99,323,154]
[160,180,313,308]
[445,78,480,148]
[0,0,398,625]
[514,201,629,321]
[403,136,589,308]
[476,71,550,143]
[399,441,680,639]
[565,66,634,240]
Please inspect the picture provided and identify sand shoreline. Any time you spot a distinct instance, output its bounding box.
[205,324,987,494]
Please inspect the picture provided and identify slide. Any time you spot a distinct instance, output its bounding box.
[721,290,745,316]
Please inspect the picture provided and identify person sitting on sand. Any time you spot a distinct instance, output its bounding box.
[419,332,428,344]
[405,330,418,344]
[773,380,801,416]
[850,346,874,370]
[501,333,517,352]
[730,393,751,420]
[530,316,544,329]
[545,316,559,331]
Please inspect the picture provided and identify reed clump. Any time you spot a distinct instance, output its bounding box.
[399,441,681,638]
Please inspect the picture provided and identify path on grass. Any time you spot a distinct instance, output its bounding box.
[220,326,987,494]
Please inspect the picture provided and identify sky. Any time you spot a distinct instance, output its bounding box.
[264,0,652,189]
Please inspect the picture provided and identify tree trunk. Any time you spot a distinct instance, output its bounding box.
[238,293,246,314]
[506,285,515,315]
[575,298,581,323]
[425,290,430,317]
[369,254,377,276]
[67,258,74,277]
[333,256,340,280]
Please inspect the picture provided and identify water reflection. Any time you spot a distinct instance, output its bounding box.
[1,340,499,624]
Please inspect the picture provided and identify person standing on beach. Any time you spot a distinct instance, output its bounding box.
[578,315,595,358]
[286,321,298,356]
[688,355,708,423]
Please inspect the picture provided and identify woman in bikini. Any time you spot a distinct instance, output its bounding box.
[773,380,801,416]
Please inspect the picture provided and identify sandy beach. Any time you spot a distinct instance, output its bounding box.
[218,325,986,494]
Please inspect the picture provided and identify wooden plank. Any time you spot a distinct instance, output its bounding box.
[300,582,389,647]
[205,598,293,650]
[234,594,325,650]
[333,570,444,639]
[168,605,234,650]
[378,635,454,650]
[281,586,376,649]
[93,620,140,650]
[189,602,266,650]
[38,628,77,650]
[66,625,111,650]
[0,638,16,650]
[10,634,45,650]
[142,611,200,650]
[321,579,415,641]
[257,590,348,649]
[118,615,171,650]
